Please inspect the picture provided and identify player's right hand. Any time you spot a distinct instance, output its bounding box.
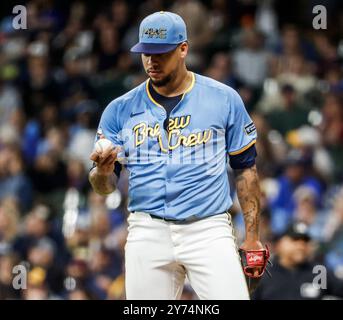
[89,135,121,176]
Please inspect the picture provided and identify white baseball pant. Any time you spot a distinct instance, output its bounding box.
[125,211,250,300]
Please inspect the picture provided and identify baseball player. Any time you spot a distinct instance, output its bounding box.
[89,11,270,300]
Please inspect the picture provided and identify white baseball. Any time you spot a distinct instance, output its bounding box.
[95,138,114,154]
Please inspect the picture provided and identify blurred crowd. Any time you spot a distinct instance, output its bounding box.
[1,0,343,300]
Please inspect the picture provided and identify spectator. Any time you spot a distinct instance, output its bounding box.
[22,102,60,164]
[13,204,68,265]
[286,126,334,183]
[66,158,89,193]
[265,84,309,136]
[67,286,95,300]
[88,246,122,299]
[0,253,21,300]
[0,145,33,211]
[271,25,315,75]
[68,100,99,169]
[58,47,95,121]
[251,112,286,177]
[27,237,65,295]
[270,149,324,233]
[205,52,237,88]
[0,197,20,255]
[277,54,317,97]
[22,266,61,300]
[20,44,60,119]
[0,66,23,127]
[170,0,213,70]
[253,222,343,300]
[28,127,68,200]
[64,258,91,294]
[94,23,121,72]
[321,188,343,275]
[107,273,125,300]
[233,29,271,89]
[319,93,343,181]
[293,186,327,241]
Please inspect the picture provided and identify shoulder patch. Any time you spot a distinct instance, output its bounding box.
[96,127,103,140]
[244,122,256,135]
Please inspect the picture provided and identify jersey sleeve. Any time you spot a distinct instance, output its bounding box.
[229,144,257,169]
[226,89,257,156]
[95,101,123,146]
[93,101,123,177]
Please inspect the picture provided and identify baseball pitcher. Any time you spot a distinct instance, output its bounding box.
[89,11,270,300]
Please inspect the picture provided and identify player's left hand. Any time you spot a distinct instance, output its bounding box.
[240,240,265,277]
[238,240,272,294]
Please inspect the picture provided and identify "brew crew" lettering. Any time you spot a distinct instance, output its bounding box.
[133,115,212,152]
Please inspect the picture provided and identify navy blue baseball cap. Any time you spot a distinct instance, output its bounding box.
[130,11,187,54]
[274,222,312,242]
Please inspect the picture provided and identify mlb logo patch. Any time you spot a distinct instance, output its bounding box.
[96,127,103,140]
[244,122,256,135]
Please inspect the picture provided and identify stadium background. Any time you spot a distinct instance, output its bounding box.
[0,0,343,299]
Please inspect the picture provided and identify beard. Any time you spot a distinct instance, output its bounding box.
[149,73,173,87]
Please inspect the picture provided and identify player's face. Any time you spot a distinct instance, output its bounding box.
[141,42,188,87]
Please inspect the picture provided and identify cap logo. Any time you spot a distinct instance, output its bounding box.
[142,28,167,39]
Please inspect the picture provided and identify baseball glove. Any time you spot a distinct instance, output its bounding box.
[238,245,272,294]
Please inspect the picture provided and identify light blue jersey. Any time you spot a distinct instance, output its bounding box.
[95,73,257,220]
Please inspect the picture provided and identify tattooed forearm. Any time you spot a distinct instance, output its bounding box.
[234,165,261,241]
[89,168,117,195]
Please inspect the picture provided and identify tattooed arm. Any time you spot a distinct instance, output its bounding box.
[234,165,264,250]
[89,167,117,196]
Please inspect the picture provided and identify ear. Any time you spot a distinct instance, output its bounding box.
[179,42,188,59]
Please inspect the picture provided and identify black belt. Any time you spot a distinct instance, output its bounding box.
[149,213,206,223]
[148,211,229,223]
